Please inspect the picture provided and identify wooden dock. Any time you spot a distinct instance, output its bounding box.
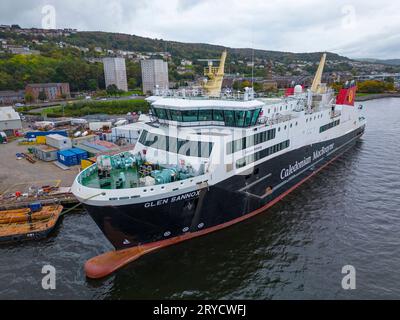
[0,190,78,210]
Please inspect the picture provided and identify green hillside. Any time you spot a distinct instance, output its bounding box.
[0,28,354,92]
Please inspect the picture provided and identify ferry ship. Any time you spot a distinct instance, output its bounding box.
[71,53,366,274]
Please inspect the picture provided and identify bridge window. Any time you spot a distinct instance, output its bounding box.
[153,107,262,127]
[234,111,246,127]
[224,110,235,127]
[156,108,168,120]
[244,110,254,127]
[170,110,182,122]
[213,110,224,122]
[251,109,261,125]
[199,109,213,121]
[182,110,199,122]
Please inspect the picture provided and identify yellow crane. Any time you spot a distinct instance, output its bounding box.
[311,53,327,94]
[199,50,227,97]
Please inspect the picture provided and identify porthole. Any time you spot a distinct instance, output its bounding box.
[164,231,171,237]
[198,223,205,229]
[182,227,189,233]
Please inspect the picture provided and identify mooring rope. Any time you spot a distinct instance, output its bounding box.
[59,192,105,216]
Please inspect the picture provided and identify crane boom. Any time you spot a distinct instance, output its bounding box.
[311,53,327,93]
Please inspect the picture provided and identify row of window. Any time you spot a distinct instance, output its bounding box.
[226,128,276,154]
[319,120,340,133]
[236,140,290,168]
[151,107,262,128]
[139,130,214,158]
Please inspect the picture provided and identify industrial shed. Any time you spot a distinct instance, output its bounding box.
[0,107,22,135]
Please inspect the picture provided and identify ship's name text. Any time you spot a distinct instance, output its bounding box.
[144,190,201,208]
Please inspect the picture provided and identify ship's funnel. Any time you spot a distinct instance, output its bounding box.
[311,53,327,94]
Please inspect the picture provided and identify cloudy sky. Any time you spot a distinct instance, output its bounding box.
[1,0,399,59]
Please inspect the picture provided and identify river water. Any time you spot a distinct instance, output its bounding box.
[1,98,400,299]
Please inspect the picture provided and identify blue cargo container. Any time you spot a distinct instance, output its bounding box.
[69,148,88,161]
[57,150,78,166]
[25,131,68,139]
[29,202,42,212]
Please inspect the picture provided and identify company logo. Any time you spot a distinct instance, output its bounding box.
[348,89,354,103]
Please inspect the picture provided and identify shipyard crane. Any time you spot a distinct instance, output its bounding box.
[198,50,227,97]
[311,53,327,94]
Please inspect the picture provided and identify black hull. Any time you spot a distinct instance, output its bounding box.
[85,126,365,250]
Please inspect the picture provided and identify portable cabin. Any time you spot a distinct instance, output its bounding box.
[46,134,72,150]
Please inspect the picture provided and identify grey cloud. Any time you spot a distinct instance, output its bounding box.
[0,0,399,59]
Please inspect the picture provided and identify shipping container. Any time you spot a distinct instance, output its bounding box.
[69,148,88,161]
[32,145,58,161]
[36,136,46,144]
[24,131,68,139]
[29,202,42,212]
[88,121,112,131]
[46,134,72,150]
[57,150,78,166]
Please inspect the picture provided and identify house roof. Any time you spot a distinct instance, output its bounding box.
[0,90,25,97]
[26,83,69,88]
[0,107,21,121]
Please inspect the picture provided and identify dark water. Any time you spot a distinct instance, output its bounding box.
[1,98,400,300]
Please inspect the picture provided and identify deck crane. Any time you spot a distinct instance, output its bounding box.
[198,50,227,97]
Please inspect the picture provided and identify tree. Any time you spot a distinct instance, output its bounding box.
[232,81,240,91]
[87,79,98,91]
[240,80,252,90]
[330,82,343,93]
[253,82,263,92]
[25,93,34,104]
[128,78,138,90]
[106,84,120,96]
[357,80,395,93]
[38,90,47,101]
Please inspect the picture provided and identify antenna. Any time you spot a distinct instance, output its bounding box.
[251,27,255,89]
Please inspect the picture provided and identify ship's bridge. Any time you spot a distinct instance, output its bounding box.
[149,97,265,128]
